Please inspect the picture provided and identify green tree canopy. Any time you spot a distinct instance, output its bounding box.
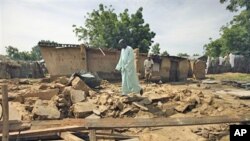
[161,51,169,56]
[5,40,56,61]
[151,43,160,55]
[204,0,250,57]
[73,4,156,53]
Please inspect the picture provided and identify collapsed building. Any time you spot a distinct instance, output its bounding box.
[39,43,190,82]
[0,55,44,79]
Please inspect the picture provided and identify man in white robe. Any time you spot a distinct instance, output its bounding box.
[115,39,142,95]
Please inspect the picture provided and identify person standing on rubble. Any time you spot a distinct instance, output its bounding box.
[115,39,143,96]
[144,54,154,82]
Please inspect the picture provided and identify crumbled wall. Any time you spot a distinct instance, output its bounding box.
[40,46,189,81]
[0,61,44,79]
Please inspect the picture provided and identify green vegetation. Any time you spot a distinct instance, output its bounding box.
[161,51,169,56]
[5,40,56,61]
[73,4,156,53]
[207,73,250,81]
[177,53,190,58]
[204,0,250,57]
[151,43,160,55]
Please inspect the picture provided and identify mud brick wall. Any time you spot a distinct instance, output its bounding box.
[40,47,86,76]
[40,45,189,81]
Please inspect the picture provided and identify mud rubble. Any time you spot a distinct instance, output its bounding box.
[1,76,250,141]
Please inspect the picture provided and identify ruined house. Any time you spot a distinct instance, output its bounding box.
[39,43,190,82]
[0,55,44,79]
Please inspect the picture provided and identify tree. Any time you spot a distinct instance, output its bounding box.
[151,43,160,55]
[204,38,224,57]
[161,51,169,56]
[73,4,156,53]
[5,40,56,61]
[204,0,250,57]
[177,53,190,58]
[193,53,200,56]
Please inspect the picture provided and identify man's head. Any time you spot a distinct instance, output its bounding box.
[147,54,151,60]
[118,39,127,49]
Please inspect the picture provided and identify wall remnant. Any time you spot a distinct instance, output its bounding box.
[39,43,189,82]
[0,55,44,79]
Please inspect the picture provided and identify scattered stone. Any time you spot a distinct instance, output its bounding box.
[32,100,60,120]
[71,77,90,94]
[93,109,101,115]
[56,76,69,85]
[24,88,59,100]
[70,89,87,104]
[85,114,101,119]
[148,94,172,101]
[132,102,148,111]
[19,79,30,84]
[140,98,152,105]
[98,94,110,105]
[72,102,95,118]
[120,107,132,115]
[38,84,50,90]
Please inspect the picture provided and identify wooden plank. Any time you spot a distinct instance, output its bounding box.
[89,130,96,141]
[1,126,86,138]
[58,132,85,141]
[1,114,250,138]
[1,85,9,141]
[0,120,31,132]
[29,114,250,129]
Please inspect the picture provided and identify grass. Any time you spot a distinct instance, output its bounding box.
[207,73,250,81]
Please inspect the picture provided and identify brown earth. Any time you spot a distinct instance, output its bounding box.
[0,75,250,141]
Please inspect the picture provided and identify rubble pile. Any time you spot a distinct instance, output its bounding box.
[191,124,229,141]
[5,75,223,121]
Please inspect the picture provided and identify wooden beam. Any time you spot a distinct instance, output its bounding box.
[1,114,250,138]
[89,130,96,141]
[30,114,250,129]
[1,126,86,138]
[0,120,31,132]
[58,132,85,141]
[1,85,9,141]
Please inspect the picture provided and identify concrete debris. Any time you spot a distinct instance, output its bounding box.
[55,76,69,85]
[191,124,229,140]
[71,76,90,94]
[23,88,59,100]
[70,88,87,104]
[132,102,148,111]
[32,100,60,120]
[85,114,101,119]
[72,102,95,118]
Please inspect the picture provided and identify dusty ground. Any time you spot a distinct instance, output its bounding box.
[0,73,250,141]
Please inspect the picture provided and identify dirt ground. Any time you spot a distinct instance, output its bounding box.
[0,73,250,141]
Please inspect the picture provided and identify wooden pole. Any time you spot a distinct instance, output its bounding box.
[89,130,96,141]
[58,132,85,141]
[1,85,9,141]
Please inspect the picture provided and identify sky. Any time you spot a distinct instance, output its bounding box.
[0,0,236,55]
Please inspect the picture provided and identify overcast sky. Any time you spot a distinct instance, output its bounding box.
[0,0,236,55]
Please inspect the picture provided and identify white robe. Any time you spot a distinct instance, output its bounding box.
[116,46,141,95]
